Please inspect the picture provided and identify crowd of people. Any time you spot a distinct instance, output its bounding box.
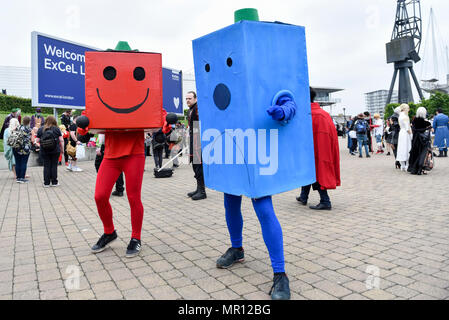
[1,106,189,188]
[345,106,449,175]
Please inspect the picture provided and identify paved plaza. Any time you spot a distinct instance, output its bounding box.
[0,138,448,300]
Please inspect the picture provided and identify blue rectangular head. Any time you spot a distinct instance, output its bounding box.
[192,20,316,198]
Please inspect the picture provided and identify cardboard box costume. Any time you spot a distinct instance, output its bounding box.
[84,42,163,248]
[192,17,316,198]
[84,49,163,131]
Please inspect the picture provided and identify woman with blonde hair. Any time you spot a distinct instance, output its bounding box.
[2,118,19,179]
[396,104,413,171]
[36,116,64,187]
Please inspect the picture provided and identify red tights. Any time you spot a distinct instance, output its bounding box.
[95,154,145,240]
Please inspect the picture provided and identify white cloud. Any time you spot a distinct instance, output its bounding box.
[1,0,448,116]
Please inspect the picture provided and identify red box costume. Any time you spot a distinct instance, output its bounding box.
[82,44,163,252]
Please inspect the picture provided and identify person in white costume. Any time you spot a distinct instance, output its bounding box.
[396,104,413,171]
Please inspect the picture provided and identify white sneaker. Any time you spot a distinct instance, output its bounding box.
[43,184,50,188]
[72,167,83,172]
[66,165,72,171]
[51,183,60,187]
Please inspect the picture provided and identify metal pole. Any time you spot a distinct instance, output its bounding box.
[157,147,188,172]
[409,66,425,101]
[386,68,399,105]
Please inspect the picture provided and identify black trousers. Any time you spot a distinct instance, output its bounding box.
[153,147,164,168]
[193,163,204,182]
[95,154,124,192]
[42,153,60,185]
[63,138,69,163]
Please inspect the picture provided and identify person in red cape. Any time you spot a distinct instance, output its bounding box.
[296,87,341,210]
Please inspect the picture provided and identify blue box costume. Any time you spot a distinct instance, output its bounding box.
[193,20,315,199]
[192,9,314,299]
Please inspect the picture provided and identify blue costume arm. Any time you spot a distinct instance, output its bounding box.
[266,94,297,123]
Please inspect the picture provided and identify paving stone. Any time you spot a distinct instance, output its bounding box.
[123,287,153,300]
[301,289,338,300]
[362,289,396,300]
[147,285,181,300]
[68,289,95,300]
[176,285,210,300]
[210,289,240,300]
[313,280,353,298]
[194,277,226,293]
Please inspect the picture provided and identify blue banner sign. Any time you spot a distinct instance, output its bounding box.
[162,67,183,115]
[31,31,98,109]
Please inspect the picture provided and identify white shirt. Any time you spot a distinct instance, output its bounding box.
[373,119,384,136]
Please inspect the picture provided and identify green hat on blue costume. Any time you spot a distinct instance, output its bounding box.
[234,8,259,23]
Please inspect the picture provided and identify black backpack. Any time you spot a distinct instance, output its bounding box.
[41,128,58,152]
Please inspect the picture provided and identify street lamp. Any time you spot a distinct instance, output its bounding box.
[343,107,346,138]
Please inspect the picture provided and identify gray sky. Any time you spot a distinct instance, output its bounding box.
[1,0,448,116]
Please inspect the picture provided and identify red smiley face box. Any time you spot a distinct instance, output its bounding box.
[85,51,163,130]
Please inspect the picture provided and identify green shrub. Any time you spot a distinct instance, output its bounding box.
[0,94,54,114]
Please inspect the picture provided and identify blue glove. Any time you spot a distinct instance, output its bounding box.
[267,105,285,121]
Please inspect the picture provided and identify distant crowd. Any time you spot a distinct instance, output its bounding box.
[345,106,449,175]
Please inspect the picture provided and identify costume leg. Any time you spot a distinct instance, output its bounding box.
[123,154,145,240]
[224,193,243,248]
[251,196,285,273]
[94,158,122,234]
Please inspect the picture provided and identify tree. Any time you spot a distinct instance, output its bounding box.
[420,92,449,117]
[384,103,400,120]
[383,92,449,119]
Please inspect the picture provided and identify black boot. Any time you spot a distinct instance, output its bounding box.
[187,185,199,198]
[192,179,207,201]
[438,151,444,157]
[444,150,448,157]
[187,179,199,197]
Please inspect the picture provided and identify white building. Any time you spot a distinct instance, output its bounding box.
[0,66,32,98]
[365,90,398,118]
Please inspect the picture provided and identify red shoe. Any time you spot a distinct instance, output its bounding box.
[65,162,69,166]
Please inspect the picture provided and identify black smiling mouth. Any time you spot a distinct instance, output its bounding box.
[96,88,149,114]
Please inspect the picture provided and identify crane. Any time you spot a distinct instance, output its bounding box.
[385,0,425,105]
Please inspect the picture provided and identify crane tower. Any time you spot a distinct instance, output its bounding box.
[386,0,425,105]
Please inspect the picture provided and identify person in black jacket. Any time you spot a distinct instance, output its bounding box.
[186,91,206,201]
[408,107,432,175]
[60,109,72,165]
[151,129,166,169]
[389,107,401,169]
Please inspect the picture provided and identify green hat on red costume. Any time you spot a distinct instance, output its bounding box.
[234,8,259,23]
[107,41,139,52]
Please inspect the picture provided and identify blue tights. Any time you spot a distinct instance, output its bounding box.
[224,193,285,273]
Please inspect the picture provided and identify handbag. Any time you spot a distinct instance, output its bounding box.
[154,168,173,178]
[66,142,77,157]
[76,145,86,159]
[423,149,434,171]
[349,130,357,139]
